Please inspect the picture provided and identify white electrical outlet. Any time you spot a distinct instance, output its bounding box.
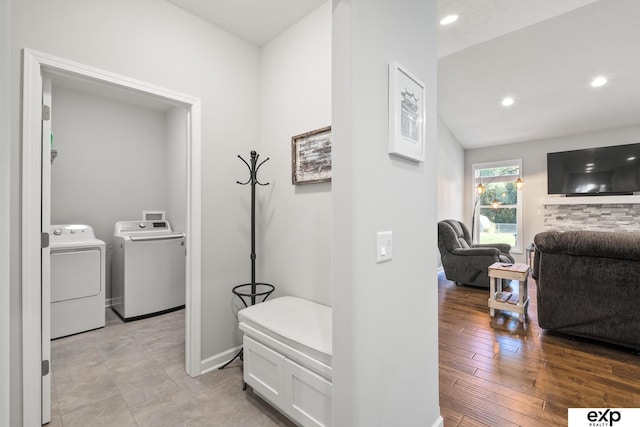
[376,231,393,263]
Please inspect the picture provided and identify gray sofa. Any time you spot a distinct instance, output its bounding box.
[438,219,514,288]
[533,230,640,350]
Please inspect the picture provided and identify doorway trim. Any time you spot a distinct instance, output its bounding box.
[21,49,202,426]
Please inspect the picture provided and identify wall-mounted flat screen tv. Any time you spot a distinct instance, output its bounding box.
[547,143,640,195]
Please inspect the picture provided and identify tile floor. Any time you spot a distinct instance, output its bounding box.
[49,308,295,426]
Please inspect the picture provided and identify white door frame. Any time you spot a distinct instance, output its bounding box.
[40,75,52,425]
[21,48,202,426]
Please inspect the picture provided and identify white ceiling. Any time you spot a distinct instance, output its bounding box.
[437,0,599,58]
[166,0,326,46]
[164,0,640,150]
[438,0,640,149]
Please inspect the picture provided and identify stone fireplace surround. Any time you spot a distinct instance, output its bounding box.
[542,195,640,232]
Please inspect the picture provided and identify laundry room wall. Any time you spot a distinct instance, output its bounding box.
[257,2,332,306]
[166,107,188,235]
[50,85,170,301]
[10,1,260,422]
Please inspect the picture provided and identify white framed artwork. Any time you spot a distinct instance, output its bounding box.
[388,61,425,162]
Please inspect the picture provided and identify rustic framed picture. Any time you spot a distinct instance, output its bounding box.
[291,126,332,185]
[388,61,425,162]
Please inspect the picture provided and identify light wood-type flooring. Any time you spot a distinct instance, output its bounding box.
[438,271,640,427]
[49,308,294,427]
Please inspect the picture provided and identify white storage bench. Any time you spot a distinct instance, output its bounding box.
[238,296,332,427]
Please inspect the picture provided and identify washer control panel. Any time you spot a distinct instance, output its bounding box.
[115,220,171,234]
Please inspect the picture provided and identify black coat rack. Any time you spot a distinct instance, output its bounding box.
[220,150,275,371]
[235,150,273,304]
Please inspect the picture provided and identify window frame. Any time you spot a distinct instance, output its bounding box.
[471,159,523,254]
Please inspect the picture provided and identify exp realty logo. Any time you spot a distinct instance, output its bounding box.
[569,408,640,427]
[586,409,620,426]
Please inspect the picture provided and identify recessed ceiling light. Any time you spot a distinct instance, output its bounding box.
[440,15,459,26]
[628,156,636,161]
[591,76,607,87]
[501,97,515,107]
[586,163,594,166]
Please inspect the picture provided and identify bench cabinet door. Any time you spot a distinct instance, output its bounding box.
[284,358,332,427]
[244,336,285,407]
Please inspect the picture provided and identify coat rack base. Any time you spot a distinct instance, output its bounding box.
[219,282,275,372]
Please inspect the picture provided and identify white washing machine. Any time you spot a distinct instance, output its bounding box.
[50,224,106,339]
[111,220,185,320]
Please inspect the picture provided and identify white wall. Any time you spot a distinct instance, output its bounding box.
[332,0,441,425]
[51,94,164,222]
[11,1,260,423]
[437,117,465,267]
[464,123,640,262]
[1,0,10,424]
[437,117,464,222]
[166,107,188,234]
[258,2,332,305]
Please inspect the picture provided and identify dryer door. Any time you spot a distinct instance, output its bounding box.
[51,249,102,302]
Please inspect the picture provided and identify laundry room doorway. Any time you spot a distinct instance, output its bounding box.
[21,49,202,426]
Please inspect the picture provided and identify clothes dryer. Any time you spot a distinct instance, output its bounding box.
[50,224,106,339]
[111,220,185,320]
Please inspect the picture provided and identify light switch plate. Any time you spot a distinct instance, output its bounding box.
[376,231,392,263]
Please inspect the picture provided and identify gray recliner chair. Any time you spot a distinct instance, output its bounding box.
[438,219,514,288]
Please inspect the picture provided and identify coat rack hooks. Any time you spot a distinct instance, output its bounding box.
[237,150,270,187]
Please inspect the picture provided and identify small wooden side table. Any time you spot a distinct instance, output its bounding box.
[488,262,530,323]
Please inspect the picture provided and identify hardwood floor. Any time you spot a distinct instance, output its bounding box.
[438,271,640,427]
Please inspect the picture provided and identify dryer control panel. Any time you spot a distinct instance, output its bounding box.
[50,224,96,241]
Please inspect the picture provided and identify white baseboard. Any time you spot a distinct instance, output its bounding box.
[432,415,444,427]
[200,345,243,374]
